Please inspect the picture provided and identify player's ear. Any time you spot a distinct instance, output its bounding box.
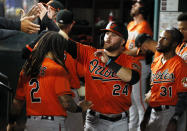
[99,33,105,48]
[121,38,126,47]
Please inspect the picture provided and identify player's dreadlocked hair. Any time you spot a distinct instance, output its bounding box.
[23,31,68,78]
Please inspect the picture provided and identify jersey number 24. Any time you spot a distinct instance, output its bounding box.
[112,84,129,96]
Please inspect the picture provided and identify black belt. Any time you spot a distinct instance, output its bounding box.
[28,116,54,121]
[153,105,170,112]
[89,110,126,122]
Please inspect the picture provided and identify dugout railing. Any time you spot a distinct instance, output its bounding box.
[0,72,12,131]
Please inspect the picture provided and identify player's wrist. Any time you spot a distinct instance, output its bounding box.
[105,58,112,66]
[107,60,121,74]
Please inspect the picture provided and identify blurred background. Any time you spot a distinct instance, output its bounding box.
[0,0,186,130]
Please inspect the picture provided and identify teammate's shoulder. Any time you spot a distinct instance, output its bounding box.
[141,20,151,26]
[42,58,68,75]
[127,21,135,28]
[173,55,186,64]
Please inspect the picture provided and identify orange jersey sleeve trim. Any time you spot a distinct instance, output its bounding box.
[176,42,187,62]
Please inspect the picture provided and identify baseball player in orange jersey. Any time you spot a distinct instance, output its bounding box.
[7,32,92,131]
[166,13,187,131]
[123,1,153,131]
[22,9,85,130]
[135,28,187,131]
[60,21,141,131]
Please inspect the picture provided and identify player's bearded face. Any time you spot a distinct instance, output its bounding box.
[157,31,173,53]
[103,32,122,52]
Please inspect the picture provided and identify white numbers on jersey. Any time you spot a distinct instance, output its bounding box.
[29,78,41,103]
[160,86,172,97]
[112,84,129,96]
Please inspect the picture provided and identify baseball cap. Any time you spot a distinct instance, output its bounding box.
[101,21,128,40]
[48,0,64,11]
[56,9,74,24]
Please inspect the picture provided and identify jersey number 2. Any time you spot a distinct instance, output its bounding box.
[29,78,41,103]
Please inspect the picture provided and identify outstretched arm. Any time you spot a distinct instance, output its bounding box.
[0,4,40,34]
[94,50,140,84]
[135,33,157,54]
[123,47,139,56]
[0,17,20,30]
[58,94,92,112]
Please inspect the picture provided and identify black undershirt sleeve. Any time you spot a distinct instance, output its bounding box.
[0,17,20,30]
[66,40,77,59]
[41,13,60,32]
[107,59,140,85]
[129,69,140,85]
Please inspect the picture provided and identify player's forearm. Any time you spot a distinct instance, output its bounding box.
[117,68,140,84]
[58,95,82,113]
[116,67,133,82]
[123,48,138,56]
[41,13,59,32]
[9,99,24,124]
[144,39,157,53]
[0,17,20,30]
[107,60,140,84]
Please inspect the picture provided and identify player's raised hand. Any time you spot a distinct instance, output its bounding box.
[37,3,47,20]
[20,4,41,19]
[94,49,109,64]
[20,15,40,34]
[79,100,93,112]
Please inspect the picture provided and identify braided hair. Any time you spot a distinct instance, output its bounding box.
[23,31,68,78]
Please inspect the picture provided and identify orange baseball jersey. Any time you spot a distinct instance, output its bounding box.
[125,20,152,60]
[26,41,81,89]
[65,52,82,89]
[149,51,187,107]
[76,43,141,114]
[176,42,187,63]
[15,58,73,116]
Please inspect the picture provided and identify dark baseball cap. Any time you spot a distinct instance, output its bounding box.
[56,9,74,24]
[101,21,128,40]
[48,0,64,11]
